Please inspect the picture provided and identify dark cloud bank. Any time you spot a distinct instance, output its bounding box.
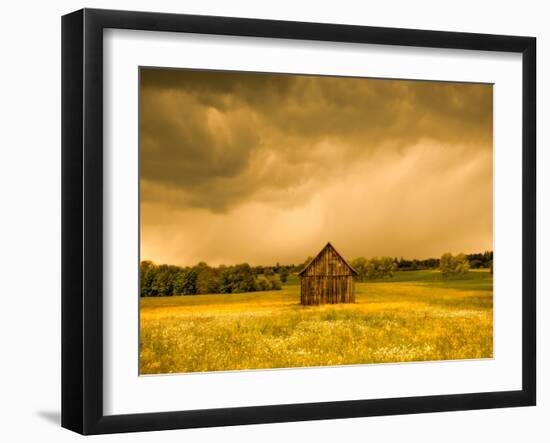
[140,68,493,266]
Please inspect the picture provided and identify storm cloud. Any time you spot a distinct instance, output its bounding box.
[140,68,492,266]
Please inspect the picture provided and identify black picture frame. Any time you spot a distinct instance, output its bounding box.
[61,8,536,435]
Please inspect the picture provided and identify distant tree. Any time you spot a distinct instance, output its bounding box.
[173,268,197,295]
[440,253,453,277]
[255,275,271,291]
[193,262,221,294]
[140,261,157,297]
[440,252,470,277]
[454,253,470,275]
[219,269,233,294]
[233,263,257,292]
[469,259,483,269]
[381,256,398,277]
[279,267,289,283]
[351,256,396,280]
[397,257,412,270]
[268,275,282,290]
[424,258,440,268]
[252,266,264,277]
[467,251,493,268]
[151,264,180,296]
[218,263,257,293]
[365,256,397,279]
[350,257,369,281]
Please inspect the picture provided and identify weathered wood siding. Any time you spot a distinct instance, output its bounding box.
[300,244,356,305]
[300,275,355,305]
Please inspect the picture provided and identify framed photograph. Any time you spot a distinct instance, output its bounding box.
[61,8,536,435]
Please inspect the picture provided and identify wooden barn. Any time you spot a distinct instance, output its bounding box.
[299,242,358,305]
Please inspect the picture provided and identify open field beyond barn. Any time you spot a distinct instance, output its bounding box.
[140,270,493,374]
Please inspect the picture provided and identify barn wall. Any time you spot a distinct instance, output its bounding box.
[300,276,355,305]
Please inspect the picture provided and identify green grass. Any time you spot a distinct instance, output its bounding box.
[140,269,493,374]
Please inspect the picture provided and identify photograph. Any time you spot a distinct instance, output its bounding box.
[138,67,494,375]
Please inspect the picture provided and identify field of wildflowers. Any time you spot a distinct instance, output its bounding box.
[140,270,493,374]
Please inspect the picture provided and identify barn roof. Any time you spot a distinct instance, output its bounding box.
[298,242,359,276]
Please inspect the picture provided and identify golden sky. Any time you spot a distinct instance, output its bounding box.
[140,68,493,267]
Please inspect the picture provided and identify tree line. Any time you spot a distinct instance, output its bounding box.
[140,261,288,297]
[141,251,493,296]
[349,251,493,280]
[392,251,493,271]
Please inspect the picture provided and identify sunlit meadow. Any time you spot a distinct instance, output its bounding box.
[139,270,493,374]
